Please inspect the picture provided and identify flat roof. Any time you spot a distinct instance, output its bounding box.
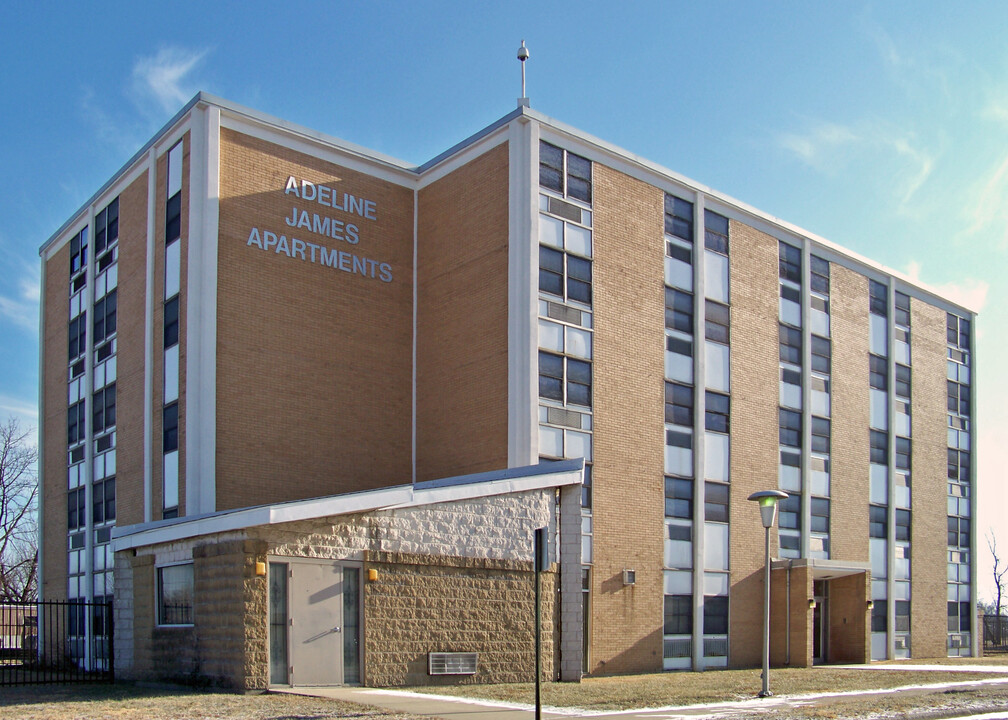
[111,459,584,551]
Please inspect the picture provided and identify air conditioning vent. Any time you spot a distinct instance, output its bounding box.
[547,196,582,224]
[547,407,582,429]
[546,302,583,326]
[428,651,477,676]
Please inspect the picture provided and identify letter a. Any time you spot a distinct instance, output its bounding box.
[247,227,264,249]
[284,176,300,197]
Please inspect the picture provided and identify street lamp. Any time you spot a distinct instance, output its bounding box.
[748,489,789,698]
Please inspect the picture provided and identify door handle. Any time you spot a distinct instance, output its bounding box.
[332,626,341,633]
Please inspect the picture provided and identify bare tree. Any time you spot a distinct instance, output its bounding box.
[0,418,37,602]
[989,530,1008,649]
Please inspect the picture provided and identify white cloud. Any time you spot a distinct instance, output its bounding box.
[0,252,40,334]
[778,122,859,170]
[904,260,989,313]
[964,153,1008,249]
[0,396,38,430]
[132,47,208,114]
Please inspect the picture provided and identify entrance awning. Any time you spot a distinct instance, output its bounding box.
[771,557,871,580]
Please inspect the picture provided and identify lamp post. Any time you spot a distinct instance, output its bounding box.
[748,490,788,698]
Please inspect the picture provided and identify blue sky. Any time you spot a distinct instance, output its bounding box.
[2,2,1005,602]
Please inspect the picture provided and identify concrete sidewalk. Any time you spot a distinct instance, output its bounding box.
[277,670,1008,720]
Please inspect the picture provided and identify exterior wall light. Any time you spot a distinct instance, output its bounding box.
[748,490,789,698]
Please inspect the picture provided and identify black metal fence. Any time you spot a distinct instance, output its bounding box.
[983,614,1008,654]
[0,600,113,685]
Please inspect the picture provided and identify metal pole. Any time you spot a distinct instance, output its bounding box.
[535,566,541,720]
[760,525,771,698]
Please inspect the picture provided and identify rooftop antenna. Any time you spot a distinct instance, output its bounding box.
[517,40,530,108]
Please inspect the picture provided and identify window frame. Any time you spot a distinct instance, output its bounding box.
[156,562,194,626]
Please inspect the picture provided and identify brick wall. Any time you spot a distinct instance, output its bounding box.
[829,266,871,562]
[416,142,510,482]
[828,572,870,663]
[910,298,950,658]
[216,129,414,509]
[770,563,812,666]
[589,164,665,675]
[726,220,780,668]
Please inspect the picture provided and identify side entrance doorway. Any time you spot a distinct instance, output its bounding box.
[269,559,361,686]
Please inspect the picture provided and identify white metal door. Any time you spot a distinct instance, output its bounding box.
[289,561,343,685]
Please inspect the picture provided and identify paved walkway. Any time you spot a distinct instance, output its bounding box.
[278,665,1008,720]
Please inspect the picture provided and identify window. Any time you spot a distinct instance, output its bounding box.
[779,242,801,283]
[947,313,970,352]
[157,563,194,625]
[67,487,86,531]
[870,430,888,465]
[539,141,591,203]
[68,313,86,361]
[949,601,971,633]
[95,197,119,256]
[779,325,801,365]
[779,409,801,448]
[93,477,116,524]
[705,482,729,523]
[895,509,911,542]
[870,505,887,538]
[164,296,180,348]
[93,290,117,345]
[948,448,970,481]
[539,246,591,305]
[70,228,88,277]
[811,497,830,533]
[166,192,182,246]
[894,600,910,632]
[582,465,592,508]
[67,400,86,447]
[778,493,800,530]
[705,391,729,433]
[811,336,831,374]
[539,351,591,407]
[811,416,830,454]
[948,381,969,416]
[703,596,729,635]
[895,291,910,327]
[667,335,692,357]
[664,595,692,635]
[872,602,887,632]
[665,476,693,518]
[948,517,970,547]
[665,382,693,426]
[895,436,911,471]
[704,210,728,254]
[810,255,830,294]
[665,288,693,334]
[665,194,694,242]
[93,384,116,434]
[869,355,887,390]
[163,402,179,453]
[705,300,730,343]
[895,364,911,399]
[869,280,888,316]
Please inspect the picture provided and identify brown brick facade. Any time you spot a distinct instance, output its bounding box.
[416,143,510,482]
[589,164,665,675]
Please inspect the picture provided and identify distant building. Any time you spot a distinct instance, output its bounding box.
[39,93,977,689]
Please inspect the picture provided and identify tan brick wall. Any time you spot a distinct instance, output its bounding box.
[910,298,950,658]
[726,220,780,668]
[116,172,150,527]
[363,551,556,686]
[828,572,870,663]
[588,164,664,675]
[41,244,70,600]
[416,143,510,482]
[770,563,812,666]
[216,129,413,508]
[830,266,871,562]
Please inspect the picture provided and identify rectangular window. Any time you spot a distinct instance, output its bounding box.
[665,382,693,426]
[68,487,86,531]
[539,141,563,193]
[810,255,830,294]
[872,603,887,632]
[163,402,179,453]
[811,335,831,374]
[778,493,800,530]
[93,384,116,434]
[665,194,694,242]
[779,241,801,283]
[895,436,911,471]
[665,287,693,334]
[895,291,910,327]
[68,313,86,362]
[947,313,970,352]
[779,408,801,448]
[93,290,117,345]
[704,481,729,523]
[539,141,592,203]
[811,497,830,533]
[947,380,969,416]
[67,400,86,447]
[869,505,887,538]
[664,594,693,635]
[870,430,888,464]
[95,197,119,256]
[164,296,180,348]
[705,300,730,344]
[93,477,116,525]
[703,596,729,635]
[70,228,88,277]
[539,246,591,306]
[166,192,182,246]
[869,280,888,316]
[157,563,194,625]
[705,391,729,433]
[779,325,801,365]
[539,351,591,408]
[894,600,910,632]
[582,465,592,508]
[811,416,830,454]
[704,210,729,255]
[665,476,693,519]
[895,364,911,399]
[948,516,970,547]
[895,509,911,542]
[869,355,887,390]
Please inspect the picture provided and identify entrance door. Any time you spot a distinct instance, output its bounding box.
[289,561,345,686]
[812,580,828,664]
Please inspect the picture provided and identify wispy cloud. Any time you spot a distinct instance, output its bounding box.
[904,260,989,313]
[778,123,859,170]
[0,396,38,427]
[963,152,1008,248]
[131,47,208,115]
[0,247,40,334]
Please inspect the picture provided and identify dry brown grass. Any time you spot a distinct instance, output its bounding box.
[0,684,420,720]
[419,664,1008,710]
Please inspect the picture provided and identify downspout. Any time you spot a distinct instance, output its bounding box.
[785,559,792,665]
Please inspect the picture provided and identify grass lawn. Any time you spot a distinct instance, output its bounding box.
[0,683,421,720]
[419,659,1008,711]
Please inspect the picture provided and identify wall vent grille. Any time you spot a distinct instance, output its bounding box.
[428,652,477,676]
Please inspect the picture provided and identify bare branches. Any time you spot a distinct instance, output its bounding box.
[0,417,37,602]
[988,530,1007,616]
